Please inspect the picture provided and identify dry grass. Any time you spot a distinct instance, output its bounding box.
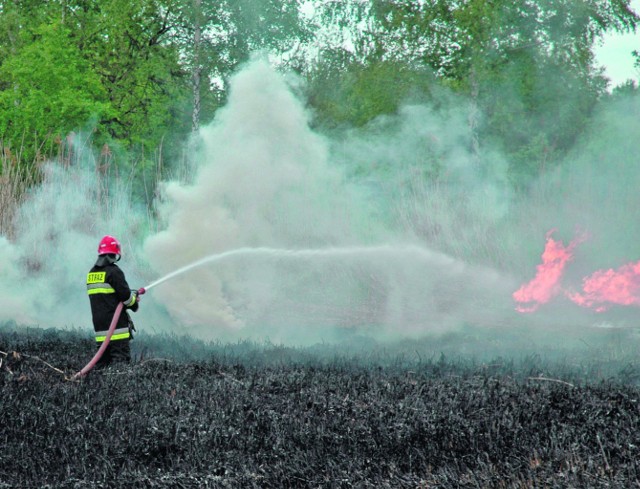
[0,134,164,240]
[0,145,35,239]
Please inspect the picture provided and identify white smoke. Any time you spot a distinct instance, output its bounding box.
[0,158,147,330]
[0,236,33,324]
[143,57,518,342]
[5,57,638,349]
[144,58,366,331]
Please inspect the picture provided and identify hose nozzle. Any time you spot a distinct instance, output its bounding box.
[137,287,146,295]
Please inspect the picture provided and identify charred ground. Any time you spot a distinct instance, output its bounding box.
[1,324,640,488]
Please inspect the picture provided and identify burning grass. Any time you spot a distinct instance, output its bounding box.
[1,324,640,487]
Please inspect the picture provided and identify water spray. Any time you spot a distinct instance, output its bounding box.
[141,244,459,292]
[72,244,470,378]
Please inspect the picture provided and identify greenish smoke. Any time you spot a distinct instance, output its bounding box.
[1,57,639,352]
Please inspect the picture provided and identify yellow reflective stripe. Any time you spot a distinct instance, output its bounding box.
[87,287,115,295]
[124,292,136,306]
[95,332,131,342]
[96,327,129,338]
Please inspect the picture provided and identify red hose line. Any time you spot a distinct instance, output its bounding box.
[73,302,124,379]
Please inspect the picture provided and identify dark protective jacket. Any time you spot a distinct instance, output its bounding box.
[87,259,139,343]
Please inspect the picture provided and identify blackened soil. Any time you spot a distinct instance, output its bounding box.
[1,327,639,488]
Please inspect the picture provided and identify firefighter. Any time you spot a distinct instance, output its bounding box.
[86,235,140,367]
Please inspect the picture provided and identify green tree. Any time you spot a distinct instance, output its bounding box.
[300,0,437,129]
[368,0,640,185]
[0,21,110,165]
[69,0,192,150]
[0,0,194,179]
[167,0,311,130]
[307,57,435,129]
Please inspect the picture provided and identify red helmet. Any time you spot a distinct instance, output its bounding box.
[97,235,122,256]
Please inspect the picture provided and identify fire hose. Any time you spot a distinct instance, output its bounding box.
[73,287,146,379]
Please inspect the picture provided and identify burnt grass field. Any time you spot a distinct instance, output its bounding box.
[2,323,640,488]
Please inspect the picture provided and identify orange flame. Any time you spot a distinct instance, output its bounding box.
[568,261,640,312]
[513,230,585,312]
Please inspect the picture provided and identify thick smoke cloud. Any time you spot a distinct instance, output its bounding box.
[0,236,31,323]
[0,162,146,329]
[142,58,519,343]
[1,57,639,348]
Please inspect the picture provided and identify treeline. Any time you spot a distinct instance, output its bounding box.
[0,0,638,197]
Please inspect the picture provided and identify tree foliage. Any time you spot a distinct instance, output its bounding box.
[0,0,192,169]
[0,0,637,193]
[307,57,435,129]
[0,21,110,164]
[362,0,639,185]
[162,0,310,129]
[71,0,191,148]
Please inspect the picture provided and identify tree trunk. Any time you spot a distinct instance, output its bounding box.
[191,0,202,132]
[468,66,481,164]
